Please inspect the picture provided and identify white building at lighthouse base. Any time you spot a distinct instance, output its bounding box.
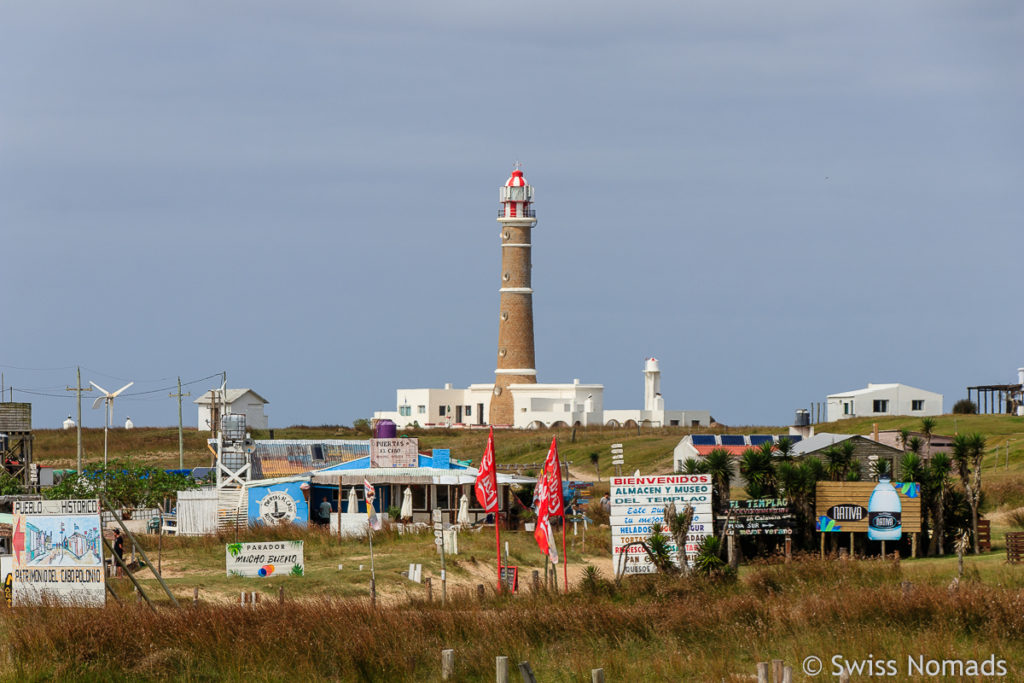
[373,358,710,430]
[373,379,604,430]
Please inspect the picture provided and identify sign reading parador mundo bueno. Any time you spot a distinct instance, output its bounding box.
[11,498,105,607]
[226,541,304,578]
[369,438,419,468]
[815,481,922,534]
[726,498,795,536]
[610,474,713,575]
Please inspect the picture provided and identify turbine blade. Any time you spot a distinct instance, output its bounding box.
[112,381,134,397]
[89,381,109,395]
[91,396,105,410]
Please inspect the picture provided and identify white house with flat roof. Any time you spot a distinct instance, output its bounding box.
[826,383,942,422]
[604,357,711,428]
[374,380,604,430]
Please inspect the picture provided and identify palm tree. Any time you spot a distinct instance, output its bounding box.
[740,446,776,498]
[920,417,936,459]
[777,456,825,547]
[680,458,708,475]
[703,448,735,515]
[870,458,892,480]
[927,453,952,556]
[952,433,986,553]
[823,440,856,481]
[774,437,795,463]
[906,436,923,457]
[898,428,911,451]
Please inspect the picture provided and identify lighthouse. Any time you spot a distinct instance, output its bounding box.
[491,166,538,425]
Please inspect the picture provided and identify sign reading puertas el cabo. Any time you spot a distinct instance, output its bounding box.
[611,474,712,575]
[12,499,105,607]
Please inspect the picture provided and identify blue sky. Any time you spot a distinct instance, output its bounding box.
[2,2,1022,429]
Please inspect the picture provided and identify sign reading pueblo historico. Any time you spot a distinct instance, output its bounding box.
[11,499,105,606]
[611,474,712,574]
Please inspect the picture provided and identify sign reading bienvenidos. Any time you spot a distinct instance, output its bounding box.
[610,474,713,575]
[226,541,304,578]
[369,438,419,468]
[726,498,795,536]
[11,499,105,607]
[815,481,922,533]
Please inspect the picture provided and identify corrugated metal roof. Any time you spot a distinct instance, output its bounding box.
[251,440,369,479]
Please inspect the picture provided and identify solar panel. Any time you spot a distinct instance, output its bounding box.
[721,435,745,446]
[749,435,772,446]
[691,435,717,446]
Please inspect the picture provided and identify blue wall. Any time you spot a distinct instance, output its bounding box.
[248,481,309,526]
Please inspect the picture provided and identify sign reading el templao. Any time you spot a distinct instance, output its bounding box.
[11,499,105,607]
[726,498,795,536]
[815,481,922,536]
[611,474,713,574]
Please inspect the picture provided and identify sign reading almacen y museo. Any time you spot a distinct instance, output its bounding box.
[611,474,713,575]
[227,541,304,578]
[11,499,105,606]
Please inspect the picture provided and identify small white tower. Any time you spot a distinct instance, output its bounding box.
[644,358,664,412]
[63,415,76,430]
[124,416,135,430]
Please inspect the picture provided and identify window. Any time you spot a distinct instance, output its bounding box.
[436,485,450,509]
[563,403,571,412]
[691,420,700,427]
[439,406,446,417]
[873,399,889,413]
[844,402,851,415]
[418,405,426,414]
[670,420,680,426]
[408,485,428,511]
[912,400,924,411]
[399,405,411,417]
[465,405,472,417]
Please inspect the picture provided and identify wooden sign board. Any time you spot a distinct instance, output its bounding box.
[369,438,419,468]
[726,498,795,536]
[500,565,518,592]
[815,482,921,533]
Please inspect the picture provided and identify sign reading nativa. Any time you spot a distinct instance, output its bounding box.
[11,499,105,607]
[227,541,304,577]
[611,474,713,575]
[370,438,419,468]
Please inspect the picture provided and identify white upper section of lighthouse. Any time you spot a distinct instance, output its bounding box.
[498,169,536,223]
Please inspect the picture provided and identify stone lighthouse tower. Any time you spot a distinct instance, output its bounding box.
[491,166,538,425]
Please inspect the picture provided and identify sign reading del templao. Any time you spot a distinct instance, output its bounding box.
[611,474,712,574]
[815,481,922,538]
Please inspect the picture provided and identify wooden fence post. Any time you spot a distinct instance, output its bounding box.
[532,570,540,593]
[279,585,284,604]
[192,586,198,607]
[518,661,537,683]
[497,656,510,683]
[772,659,783,683]
[591,668,605,683]
[756,661,769,683]
[782,665,793,683]
[477,584,485,600]
[441,649,455,680]
[426,577,433,602]
[839,671,850,683]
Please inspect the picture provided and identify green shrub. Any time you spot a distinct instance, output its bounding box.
[953,399,978,414]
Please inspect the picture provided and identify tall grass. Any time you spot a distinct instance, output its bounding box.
[2,558,1022,681]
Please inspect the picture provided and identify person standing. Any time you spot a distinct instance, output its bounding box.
[318,497,333,525]
[112,528,125,577]
[600,492,611,514]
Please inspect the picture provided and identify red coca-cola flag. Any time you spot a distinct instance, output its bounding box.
[533,469,559,564]
[475,427,499,513]
[541,436,564,517]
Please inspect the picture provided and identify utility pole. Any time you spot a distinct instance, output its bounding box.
[169,377,191,470]
[66,367,93,474]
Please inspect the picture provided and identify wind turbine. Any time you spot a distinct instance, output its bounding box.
[90,381,134,469]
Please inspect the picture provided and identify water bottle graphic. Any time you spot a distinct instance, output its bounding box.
[868,477,902,541]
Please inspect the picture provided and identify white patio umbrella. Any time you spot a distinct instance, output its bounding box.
[400,486,413,520]
[347,486,359,513]
[457,491,470,525]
